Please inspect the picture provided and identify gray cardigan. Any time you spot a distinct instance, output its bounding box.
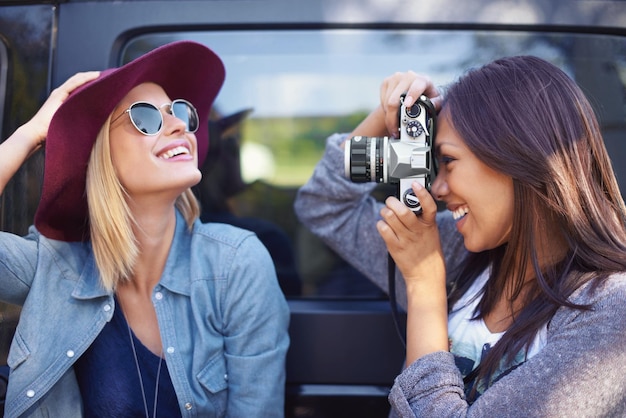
[294,133,626,417]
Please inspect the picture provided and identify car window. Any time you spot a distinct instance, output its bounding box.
[121,29,626,299]
[0,39,7,140]
[0,4,53,367]
[0,4,51,236]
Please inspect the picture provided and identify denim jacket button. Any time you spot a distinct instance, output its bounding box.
[167,346,175,354]
[66,350,75,358]
[103,304,111,312]
[184,402,193,410]
[26,389,35,398]
[224,373,228,381]
[155,292,163,300]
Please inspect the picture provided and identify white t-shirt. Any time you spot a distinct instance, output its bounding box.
[448,269,547,396]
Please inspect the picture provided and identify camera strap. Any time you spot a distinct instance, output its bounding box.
[388,253,406,348]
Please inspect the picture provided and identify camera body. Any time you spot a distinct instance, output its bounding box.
[344,94,437,213]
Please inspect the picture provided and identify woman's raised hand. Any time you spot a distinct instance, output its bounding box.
[346,71,442,143]
[0,71,99,195]
[376,181,444,285]
[23,71,100,153]
[379,71,442,138]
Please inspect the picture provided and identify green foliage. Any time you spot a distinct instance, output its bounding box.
[241,111,369,185]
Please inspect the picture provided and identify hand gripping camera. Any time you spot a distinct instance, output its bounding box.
[344,94,437,213]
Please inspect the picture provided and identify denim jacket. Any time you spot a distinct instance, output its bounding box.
[0,210,290,418]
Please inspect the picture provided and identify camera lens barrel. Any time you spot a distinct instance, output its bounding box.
[345,136,387,183]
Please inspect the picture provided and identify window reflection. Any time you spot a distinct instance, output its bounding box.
[122,30,626,298]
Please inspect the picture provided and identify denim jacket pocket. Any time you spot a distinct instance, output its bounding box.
[7,329,30,369]
[197,353,228,415]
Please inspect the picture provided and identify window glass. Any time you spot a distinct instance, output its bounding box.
[122,30,626,298]
[0,4,52,366]
[0,39,6,140]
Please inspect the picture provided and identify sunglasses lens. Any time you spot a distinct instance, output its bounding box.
[172,100,199,133]
[128,103,162,135]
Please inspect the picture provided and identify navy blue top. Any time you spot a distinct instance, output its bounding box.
[74,301,182,417]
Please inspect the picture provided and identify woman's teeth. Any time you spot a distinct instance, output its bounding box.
[452,207,469,220]
[160,146,189,159]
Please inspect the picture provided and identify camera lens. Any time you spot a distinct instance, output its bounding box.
[347,137,368,182]
[405,102,422,118]
[345,136,386,183]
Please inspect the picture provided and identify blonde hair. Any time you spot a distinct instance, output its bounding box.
[86,116,200,291]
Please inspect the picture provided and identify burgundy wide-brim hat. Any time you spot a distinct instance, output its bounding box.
[34,40,225,242]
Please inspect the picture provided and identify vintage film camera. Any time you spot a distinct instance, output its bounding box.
[344,94,437,213]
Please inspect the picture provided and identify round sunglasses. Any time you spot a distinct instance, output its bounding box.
[112,99,199,136]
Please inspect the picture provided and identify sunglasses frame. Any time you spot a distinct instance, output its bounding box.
[112,98,199,136]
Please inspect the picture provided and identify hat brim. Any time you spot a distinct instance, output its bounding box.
[34,40,225,241]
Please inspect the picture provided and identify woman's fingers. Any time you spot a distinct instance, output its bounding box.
[376,181,442,274]
[28,71,101,147]
[380,72,441,137]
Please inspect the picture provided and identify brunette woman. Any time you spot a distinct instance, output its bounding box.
[295,56,626,416]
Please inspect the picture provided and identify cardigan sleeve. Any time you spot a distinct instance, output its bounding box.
[389,273,626,417]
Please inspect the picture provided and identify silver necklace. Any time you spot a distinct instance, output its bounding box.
[127,323,163,418]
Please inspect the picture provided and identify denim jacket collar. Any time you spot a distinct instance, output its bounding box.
[71,249,110,300]
[158,211,192,297]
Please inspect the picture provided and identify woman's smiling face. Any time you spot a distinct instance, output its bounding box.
[431,113,515,252]
[108,82,201,200]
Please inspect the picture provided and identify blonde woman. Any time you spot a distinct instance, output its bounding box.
[0,41,289,418]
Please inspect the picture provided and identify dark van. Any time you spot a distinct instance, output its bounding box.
[1,1,625,416]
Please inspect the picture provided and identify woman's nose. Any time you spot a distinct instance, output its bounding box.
[430,174,448,201]
[162,109,187,134]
